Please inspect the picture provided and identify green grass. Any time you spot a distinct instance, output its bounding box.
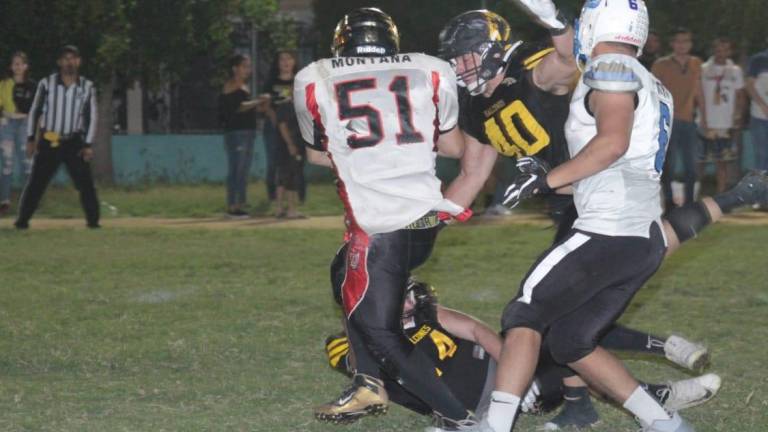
[4,181,343,219]
[0,222,766,431]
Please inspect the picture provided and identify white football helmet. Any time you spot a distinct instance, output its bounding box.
[574,0,649,68]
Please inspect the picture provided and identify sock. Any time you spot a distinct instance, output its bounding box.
[643,382,672,405]
[563,385,591,404]
[599,324,666,355]
[623,386,671,426]
[487,391,520,432]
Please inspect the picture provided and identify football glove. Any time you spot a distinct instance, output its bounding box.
[511,0,568,33]
[502,172,552,209]
[516,156,551,176]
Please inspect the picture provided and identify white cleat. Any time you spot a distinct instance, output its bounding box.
[425,417,496,432]
[641,412,696,432]
[664,335,709,371]
[662,373,722,411]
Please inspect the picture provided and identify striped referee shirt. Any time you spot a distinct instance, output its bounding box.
[27,73,98,144]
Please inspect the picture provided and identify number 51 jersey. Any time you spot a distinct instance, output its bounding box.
[293,53,459,235]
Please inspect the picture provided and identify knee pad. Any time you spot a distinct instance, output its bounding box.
[665,201,711,243]
[547,327,598,365]
[501,299,546,335]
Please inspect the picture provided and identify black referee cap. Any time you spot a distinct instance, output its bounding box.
[59,45,81,58]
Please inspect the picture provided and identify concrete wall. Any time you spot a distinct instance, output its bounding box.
[22,132,762,186]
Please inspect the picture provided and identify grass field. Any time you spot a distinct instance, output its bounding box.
[0,183,767,431]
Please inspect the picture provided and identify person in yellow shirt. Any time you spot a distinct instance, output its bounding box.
[0,51,36,216]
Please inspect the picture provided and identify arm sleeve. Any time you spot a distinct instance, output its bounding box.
[583,56,643,93]
[84,84,98,145]
[292,68,325,151]
[436,63,459,133]
[27,78,47,140]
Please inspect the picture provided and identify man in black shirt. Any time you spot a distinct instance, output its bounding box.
[16,45,99,229]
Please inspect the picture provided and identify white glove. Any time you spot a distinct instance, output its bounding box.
[512,0,566,31]
[520,379,541,413]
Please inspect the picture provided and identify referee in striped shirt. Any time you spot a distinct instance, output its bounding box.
[15,45,99,229]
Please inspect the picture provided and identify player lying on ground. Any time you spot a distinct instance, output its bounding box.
[318,279,720,430]
[436,3,768,430]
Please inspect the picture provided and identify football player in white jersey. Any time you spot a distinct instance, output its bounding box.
[477,1,697,431]
[292,7,481,429]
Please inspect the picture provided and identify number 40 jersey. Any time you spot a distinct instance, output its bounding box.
[294,53,460,235]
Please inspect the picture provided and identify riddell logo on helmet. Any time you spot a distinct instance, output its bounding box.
[356,46,387,54]
[615,35,642,44]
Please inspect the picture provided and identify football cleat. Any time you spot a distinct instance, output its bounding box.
[425,416,495,432]
[640,412,696,432]
[314,374,389,424]
[664,335,709,371]
[662,373,721,412]
[730,170,768,207]
[542,400,599,431]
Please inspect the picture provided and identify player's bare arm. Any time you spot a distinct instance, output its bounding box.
[306,147,332,168]
[546,90,634,189]
[436,127,466,159]
[444,133,499,208]
[510,0,576,95]
[436,305,502,361]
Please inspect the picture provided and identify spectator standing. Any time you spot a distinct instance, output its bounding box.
[639,30,661,69]
[746,42,768,175]
[698,37,746,193]
[652,28,703,208]
[261,51,302,208]
[275,102,305,219]
[15,46,99,229]
[219,54,259,218]
[0,52,35,216]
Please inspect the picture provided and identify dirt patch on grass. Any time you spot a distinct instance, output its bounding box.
[4,210,767,231]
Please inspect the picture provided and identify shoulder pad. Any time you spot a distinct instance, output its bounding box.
[583,56,643,93]
[523,48,555,71]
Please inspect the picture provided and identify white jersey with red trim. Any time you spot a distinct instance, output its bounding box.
[294,53,459,235]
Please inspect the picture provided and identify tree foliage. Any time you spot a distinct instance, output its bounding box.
[312,0,768,58]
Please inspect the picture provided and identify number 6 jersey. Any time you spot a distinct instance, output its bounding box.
[294,53,460,235]
[565,53,674,238]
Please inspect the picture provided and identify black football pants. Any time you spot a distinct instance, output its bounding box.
[17,139,99,227]
[337,225,469,421]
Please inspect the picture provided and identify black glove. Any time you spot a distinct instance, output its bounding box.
[502,172,552,209]
[516,156,551,176]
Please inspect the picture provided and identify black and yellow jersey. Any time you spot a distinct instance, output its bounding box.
[459,43,571,168]
[393,305,491,414]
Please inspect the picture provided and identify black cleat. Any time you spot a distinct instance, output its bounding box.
[543,399,600,430]
[731,170,768,207]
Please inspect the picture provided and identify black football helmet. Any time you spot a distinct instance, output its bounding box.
[438,10,522,95]
[332,8,400,57]
[403,278,438,322]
